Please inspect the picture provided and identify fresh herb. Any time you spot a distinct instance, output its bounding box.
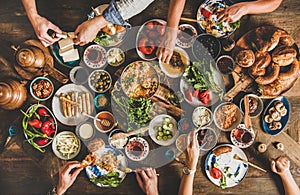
[94,33,111,46]
[90,172,122,187]
[219,175,227,189]
[128,97,152,127]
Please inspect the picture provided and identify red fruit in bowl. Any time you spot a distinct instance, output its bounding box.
[138,38,155,55]
[38,107,48,116]
[156,23,166,35]
[36,138,48,146]
[145,21,155,30]
[146,29,158,39]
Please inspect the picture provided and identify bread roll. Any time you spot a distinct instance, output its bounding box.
[235,49,255,67]
[272,45,297,66]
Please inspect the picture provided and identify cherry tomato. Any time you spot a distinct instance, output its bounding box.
[210,167,223,179]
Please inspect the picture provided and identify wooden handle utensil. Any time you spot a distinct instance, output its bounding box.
[234,154,267,173]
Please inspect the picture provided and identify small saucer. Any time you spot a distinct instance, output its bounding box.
[230,124,255,148]
[125,137,149,161]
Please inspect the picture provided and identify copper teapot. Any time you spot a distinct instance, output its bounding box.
[13,40,68,83]
[0,79,27,110]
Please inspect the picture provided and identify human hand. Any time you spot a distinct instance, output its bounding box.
[56,161,83,195]
[185,129,200,170]
[30,14,62,47]
[156,26,177,64]
[135,168,159,195]
[74,16,108,46]
[217,3,247,23]
[271,157,291,177]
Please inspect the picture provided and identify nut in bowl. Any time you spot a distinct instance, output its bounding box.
[192,106,213,127]
[239,94,263,118]
[213,102,242,131]
[52,131,81,160]
[30,77,54,101]
[94,111,115,133]
[231,124,255,148]
[106,48,125,67]
[89,70,112,93]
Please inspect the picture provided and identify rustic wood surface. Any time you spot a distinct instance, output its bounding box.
[0,0,299,194]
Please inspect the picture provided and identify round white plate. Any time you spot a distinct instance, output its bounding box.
[205,144,248,188]
[86,146,127,187]
[52,84,94,126]
[149,114,179,146]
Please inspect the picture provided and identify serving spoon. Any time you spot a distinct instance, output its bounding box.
[110,126,148,141]
[82,112,111,127]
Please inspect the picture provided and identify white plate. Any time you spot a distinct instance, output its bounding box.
[125,137,149,161]
[52,84,94,126]
[159,47,190,78]
[149,114,179,146]
[86,146,127,187]
[136,19,166,61]
[205,144,248,188]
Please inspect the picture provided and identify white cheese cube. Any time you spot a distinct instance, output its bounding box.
[58,38,74,50]
[62,48,79,62]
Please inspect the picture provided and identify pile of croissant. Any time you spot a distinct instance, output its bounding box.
[235,28,299,98]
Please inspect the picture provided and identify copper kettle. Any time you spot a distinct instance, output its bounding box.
[13,40,69,83]
[0,79,27,110]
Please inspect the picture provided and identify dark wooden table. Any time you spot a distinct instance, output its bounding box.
[0,0,299,194]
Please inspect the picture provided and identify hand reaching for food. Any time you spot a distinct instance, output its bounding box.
[217,3,247,23]
[74,16,109,46]
[135,168,159,195]
[56,161,83,195]
[156,26,177,64]
[185,129,200,170]
[31,14,62,47]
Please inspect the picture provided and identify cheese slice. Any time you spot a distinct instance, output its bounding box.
[58,37,74,50]
[62,48,79,62]
[59,45,74,56]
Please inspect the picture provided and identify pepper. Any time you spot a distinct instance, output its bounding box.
[38,107,48,116]
[36,138,48,146]
[48,118,55,129]
[28,119,42,128]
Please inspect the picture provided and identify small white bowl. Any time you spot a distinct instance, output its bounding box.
[106,48,125,67]
[192,106,213,127]
[94,111,115,133]
[52,131,81,160]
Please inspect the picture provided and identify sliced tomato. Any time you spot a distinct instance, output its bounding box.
[210,167,223,179]
[185,89,193,102]
[193,89,200,98]
[201,7,213,18]
[199,90,210,104]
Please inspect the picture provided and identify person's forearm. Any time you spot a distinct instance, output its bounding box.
[178,173,195,195]
[238,0,282,15]
[166,0,186,28]
[280,172,300,195]
[22,0,39,22]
